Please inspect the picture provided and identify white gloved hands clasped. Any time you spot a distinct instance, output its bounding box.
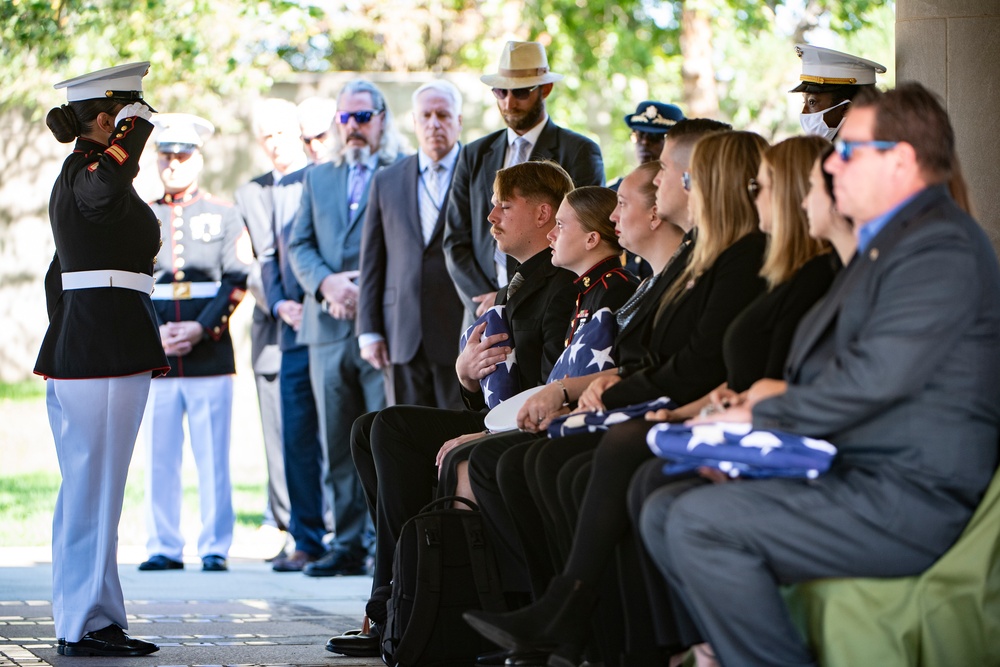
[115,102,153,124]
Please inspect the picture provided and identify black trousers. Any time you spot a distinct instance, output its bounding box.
[350,405,486,592]
[387,344,464,410]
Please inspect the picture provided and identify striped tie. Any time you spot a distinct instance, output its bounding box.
[420,163,443,245]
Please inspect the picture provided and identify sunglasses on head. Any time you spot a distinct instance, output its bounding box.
[681,171,691,192]
[833,139,899,162]
[336,110,382,125]
[491,85,540,101]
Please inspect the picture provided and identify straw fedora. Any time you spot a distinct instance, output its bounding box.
[480,41,564,89]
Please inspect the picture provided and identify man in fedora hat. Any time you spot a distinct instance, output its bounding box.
[791,43,886,141]
[443,40,605,323]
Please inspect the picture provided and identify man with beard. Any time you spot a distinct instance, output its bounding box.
[444,40,605,322]
[289,80,404,577]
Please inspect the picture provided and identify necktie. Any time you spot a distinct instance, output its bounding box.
[511,136,531,166]
[505,271,525,301]
[348,163,367,214]
[420,163,444,245]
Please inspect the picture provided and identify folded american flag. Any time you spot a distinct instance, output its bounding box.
[459,305,519,409]
[546,397,675,438]
[646,422,837,479]
[547,307,618,383]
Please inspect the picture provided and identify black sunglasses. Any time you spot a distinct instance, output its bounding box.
[491,86,540,101]
[336,110,382,125]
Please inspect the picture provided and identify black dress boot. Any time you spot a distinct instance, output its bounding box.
[464,576,596,660]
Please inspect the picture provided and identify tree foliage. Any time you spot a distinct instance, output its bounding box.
[1,0,894,174]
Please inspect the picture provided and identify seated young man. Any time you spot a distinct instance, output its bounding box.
[328,161,580,657]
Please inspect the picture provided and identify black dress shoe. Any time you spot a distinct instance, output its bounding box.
[201,554,228,571]
[57,624,159,657]
[304,549,367,577]
[505,649,552,666]
[476,648,551,665]
[138,555,183,571]
[326,624,381,657]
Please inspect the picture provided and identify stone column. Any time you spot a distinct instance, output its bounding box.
[896,1,1000,251]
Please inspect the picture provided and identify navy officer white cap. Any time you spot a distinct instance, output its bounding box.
[153,113,215,152]
[53,61,155,110]
[790,44,886,92]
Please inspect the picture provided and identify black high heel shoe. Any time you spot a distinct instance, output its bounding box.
[464,576,596,665]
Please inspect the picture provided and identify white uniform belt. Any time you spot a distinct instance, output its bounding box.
[150,281,221,300]
[62,270,154,294]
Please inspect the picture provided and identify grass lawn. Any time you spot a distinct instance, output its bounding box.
[0,364,275,555]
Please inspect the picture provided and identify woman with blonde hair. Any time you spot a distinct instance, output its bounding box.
[651,134,837,421]
[465,131,771,666]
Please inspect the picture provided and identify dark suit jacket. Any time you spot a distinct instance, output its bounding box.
[443,119,604,314]
[614,234,694,373]
[754,184,1000,550]
[603,232,768,408]
[463,248,578,411]
[289,154,400,346]
[236,168,308,356]
[358,154,464,366]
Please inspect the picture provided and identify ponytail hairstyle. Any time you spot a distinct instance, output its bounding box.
[563,186,622,254]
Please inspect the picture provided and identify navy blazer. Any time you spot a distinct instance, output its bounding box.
[236,168,307,354]
[443,118,604,315]
[357,154,465,366]
[289,154,400,346]
[754,184,1000,551]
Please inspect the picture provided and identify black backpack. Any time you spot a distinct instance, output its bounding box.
[381,496,508,667]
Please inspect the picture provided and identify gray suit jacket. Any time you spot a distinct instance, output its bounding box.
[357,154,464,365]
[443,118,604,315]
[289,155,399,346]
[754,184,1000,550]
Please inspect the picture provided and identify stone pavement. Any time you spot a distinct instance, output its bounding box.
[0,548,382,667]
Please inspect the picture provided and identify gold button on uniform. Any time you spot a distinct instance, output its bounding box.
[175,244,185,254]
[173,230,184,240]
[173,206,184,216]
[175,270,186,280]
[173,217,184,228]
[175,257,186,268]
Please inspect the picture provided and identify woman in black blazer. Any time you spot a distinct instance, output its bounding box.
[464,131,770,666]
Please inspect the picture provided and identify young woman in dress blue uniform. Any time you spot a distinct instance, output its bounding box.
[36,61,167,657]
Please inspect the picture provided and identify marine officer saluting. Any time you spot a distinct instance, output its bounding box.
[38,61,165,657]
[139,114,249,574]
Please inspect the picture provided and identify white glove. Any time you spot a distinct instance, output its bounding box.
[115,102,152,124]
